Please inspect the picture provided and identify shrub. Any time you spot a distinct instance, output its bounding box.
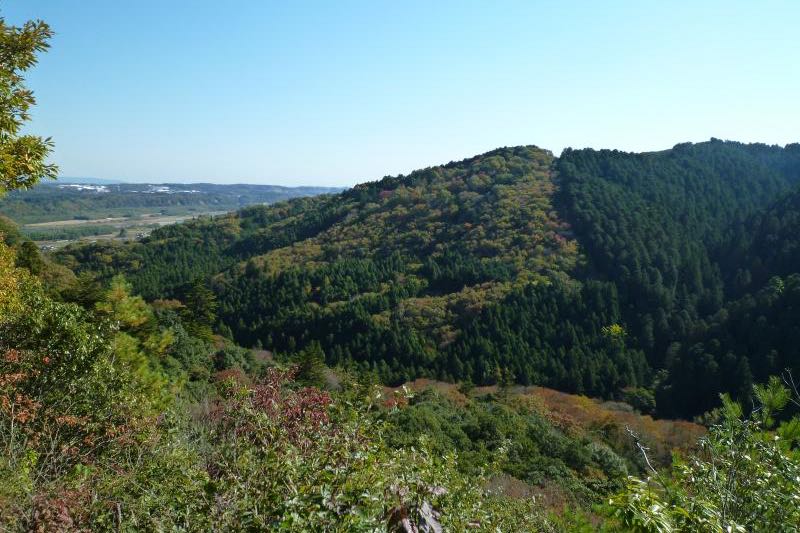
[608,377,800,532]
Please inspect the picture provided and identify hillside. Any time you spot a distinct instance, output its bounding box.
[4,8,800,528]
[723,182,800,291]
[10,140,800,529]
[3,232,719,530]
[557,140,800,415]
[52,140,800,418]
[558,140,800,353]
[58,147,627,389]
[0,215,707,530]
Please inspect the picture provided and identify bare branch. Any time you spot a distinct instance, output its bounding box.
[626,425,673,499]
[781,369,800,409]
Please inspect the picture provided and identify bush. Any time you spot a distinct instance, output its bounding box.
[608,377,800,532]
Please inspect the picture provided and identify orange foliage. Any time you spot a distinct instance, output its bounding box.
[529,387,705,464]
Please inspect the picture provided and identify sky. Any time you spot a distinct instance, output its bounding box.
[3,1,799,186]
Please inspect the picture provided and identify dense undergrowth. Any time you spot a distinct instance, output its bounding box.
[4,235,800,531]
[1,240,556,530]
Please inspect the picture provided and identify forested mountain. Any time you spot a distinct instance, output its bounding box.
[557,140,800,415]
[60,147,627,391]
[0,175,709,530]
[53,140,800,419]
[558,140,800,357]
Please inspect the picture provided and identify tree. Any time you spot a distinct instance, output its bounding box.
[182,280,218,341]
[622,387,656,415]
[16,240,43,275]
[293,341,327,388]
[0,215,22,245]
[0,17,57,195]
[96,275,153,330]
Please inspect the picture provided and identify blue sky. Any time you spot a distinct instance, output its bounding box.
[4,1,799,186]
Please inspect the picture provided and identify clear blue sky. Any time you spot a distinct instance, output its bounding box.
[4,1,799,186]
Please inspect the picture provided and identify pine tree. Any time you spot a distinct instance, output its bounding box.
[293,341,327,388]
[183,280,218,341]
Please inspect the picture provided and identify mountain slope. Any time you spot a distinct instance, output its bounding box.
[53,140,800,415]
[723,182,800,292]
[557,140,800,414]
[59,147,636,390]
[216,146,587,384]
[557,140,800,357]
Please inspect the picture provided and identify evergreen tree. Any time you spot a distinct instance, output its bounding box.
[183,280,218,341]
[293,341,327,388]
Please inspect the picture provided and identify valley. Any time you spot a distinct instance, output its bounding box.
[0,181,342,246]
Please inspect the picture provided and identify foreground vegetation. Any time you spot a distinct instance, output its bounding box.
[3,235,800,530]
[0,259,549,530]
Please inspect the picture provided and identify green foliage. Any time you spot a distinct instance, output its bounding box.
[0,18,57,195]
[19,132,800,527]
[451,280,648,395]
[181,280,218,341]
[175,370,552,531]
[558,140,800,416]
[53,139,800,420]
[665,273,800,415]
[21,223,117,241]
[11,11,777,529]
[55,147,601,393]
[0,248,164,526]
[3,237,559,529]
[608,377,800,532]
[15,241,43,275]
[292,341,327,388]
[1,343,556,530]
[722,162,800,292]
[601,324,626,339]
[622,388,656,415]
[0,215,23,245]
[559,141,800,349]
[0,215,77,297]
[382,388,633,504]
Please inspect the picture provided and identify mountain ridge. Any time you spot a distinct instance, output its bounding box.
[51,139,800,417]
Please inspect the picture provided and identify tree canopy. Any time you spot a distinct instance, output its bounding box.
[0,17,57,195]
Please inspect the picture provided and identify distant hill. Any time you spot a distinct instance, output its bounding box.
[53,140,800,418]
[0,181,344,226]
[58,176,125,185]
